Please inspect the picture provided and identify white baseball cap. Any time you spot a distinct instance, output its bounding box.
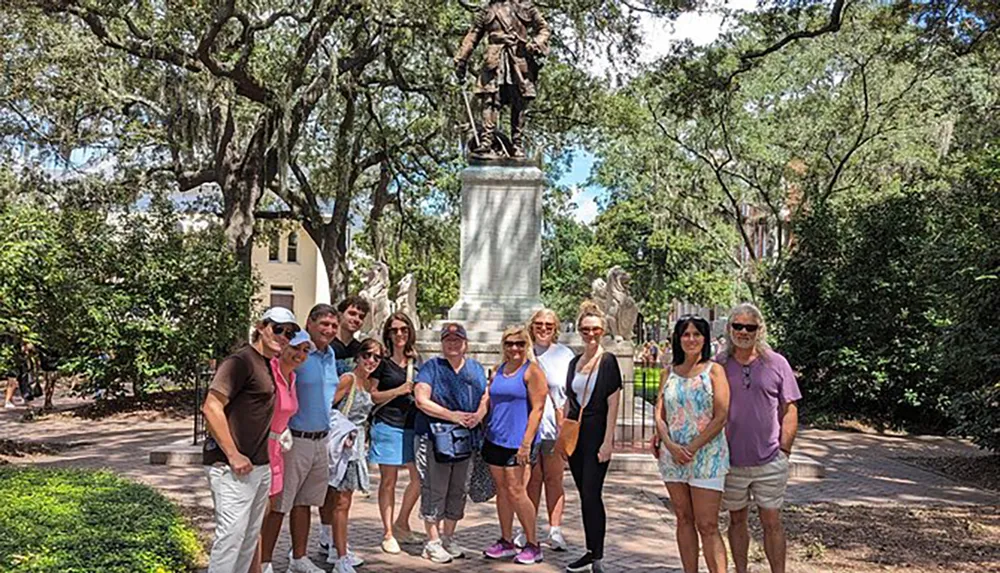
[260,306,297,325]
[288,330,316,351]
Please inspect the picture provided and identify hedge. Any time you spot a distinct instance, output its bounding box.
[0,467,203,572]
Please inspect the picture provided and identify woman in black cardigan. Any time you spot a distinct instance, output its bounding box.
[562,301,622,573]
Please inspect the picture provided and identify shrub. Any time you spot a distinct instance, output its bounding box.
[0,467,203,572]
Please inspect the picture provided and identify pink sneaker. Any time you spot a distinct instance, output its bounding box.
[484,538,518,559]
[515,543,543,565]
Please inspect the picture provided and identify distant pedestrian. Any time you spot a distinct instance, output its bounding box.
[201,306,297,573]
[654,315,730,573]
[563,301,622,573]
[717,303,801,573]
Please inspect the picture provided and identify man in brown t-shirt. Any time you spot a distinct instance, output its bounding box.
[201,306,299,573]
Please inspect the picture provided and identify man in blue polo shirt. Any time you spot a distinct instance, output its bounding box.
[259,304,339,573]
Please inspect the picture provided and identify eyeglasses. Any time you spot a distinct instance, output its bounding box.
[503,340,527,349]
[360,351,382,363]
[389,326,410,335]
[742,364,752,389]
[580,327,604,336]
[271,323,300,340]
[532,322,556,331]
[731,323,760,333]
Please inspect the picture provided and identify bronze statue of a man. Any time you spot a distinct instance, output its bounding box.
[455,0,550,159]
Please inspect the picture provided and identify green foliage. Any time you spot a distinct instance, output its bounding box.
[0,467,203,572]
[541,184,595,321]
[934,150,1000,450]
[763,194,944,431]
[0,187,256,398]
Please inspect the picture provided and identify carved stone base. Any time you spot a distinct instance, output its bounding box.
[448,163,544,327]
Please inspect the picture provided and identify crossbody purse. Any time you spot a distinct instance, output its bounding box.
[555,354,599,458]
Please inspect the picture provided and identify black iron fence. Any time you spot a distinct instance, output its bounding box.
[192,363,214,445]
[613,366,660,452]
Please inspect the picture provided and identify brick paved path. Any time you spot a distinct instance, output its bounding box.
[2,398,997,572]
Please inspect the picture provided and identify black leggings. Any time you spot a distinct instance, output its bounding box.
[569,441,610,560]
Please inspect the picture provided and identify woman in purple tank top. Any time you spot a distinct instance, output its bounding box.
[481,325,549,565]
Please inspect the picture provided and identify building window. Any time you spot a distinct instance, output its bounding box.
[287,232,298,263]
[268,230,280,262]
[270,286,294,310]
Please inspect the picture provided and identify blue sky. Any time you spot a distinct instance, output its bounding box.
[554,0,755,225]
[556,150,602,225]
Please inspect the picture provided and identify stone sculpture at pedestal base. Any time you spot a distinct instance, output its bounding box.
[447,161,544,330]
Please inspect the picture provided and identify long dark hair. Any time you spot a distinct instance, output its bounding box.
[671,315,712,365]
[381,312,417,359]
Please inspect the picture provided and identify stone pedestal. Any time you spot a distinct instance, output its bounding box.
[447,163,544,330]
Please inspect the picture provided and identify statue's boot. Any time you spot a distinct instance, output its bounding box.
[511,100,528,158]
[475,100,499,156]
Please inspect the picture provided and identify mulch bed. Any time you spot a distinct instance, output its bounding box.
[70,388,196,420]
[0,438,90,460]
[779,503,1000,573]
[654,497,1000,572]
[899,455,1000,493]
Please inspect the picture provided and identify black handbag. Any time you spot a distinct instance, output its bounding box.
[428,422,473,463]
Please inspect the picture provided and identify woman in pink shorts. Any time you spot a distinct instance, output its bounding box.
[252,330,313,573]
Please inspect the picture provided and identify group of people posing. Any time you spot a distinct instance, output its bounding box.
[201,297,799,573]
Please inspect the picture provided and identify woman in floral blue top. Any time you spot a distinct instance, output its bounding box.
[653,315,730,573]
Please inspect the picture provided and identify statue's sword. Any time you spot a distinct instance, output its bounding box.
[461,88,481,150]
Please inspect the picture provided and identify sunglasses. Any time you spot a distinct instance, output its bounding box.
[503,340,527,349]
[271,323,300,340]
[580,327,604,335]
[731,323,760,333]
[389,326,410,335]
[742,364,752,389]
[360,351,382,362]
[533,322,556,331]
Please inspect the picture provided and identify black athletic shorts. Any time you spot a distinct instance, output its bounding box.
[481,439,539,467]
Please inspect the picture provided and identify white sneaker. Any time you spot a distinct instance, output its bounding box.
[331,558,358,573]
[422,539,453,564]
[288,555,326,573]
[327,545,364,566]
[441,536,466,558]
[381,537,401,554]
[513,530,527,549]
[547,527,568,551]
[3,401,15,410]
[318,526,332,554]
[347,546,364,567]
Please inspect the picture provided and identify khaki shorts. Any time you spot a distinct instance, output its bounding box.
[273,435,330,514]
[723,451,790,511]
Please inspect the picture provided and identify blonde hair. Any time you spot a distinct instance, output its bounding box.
[576,300,606,330]
[501,325,534,363]
[527,308,561,343]
[724,302,772,359]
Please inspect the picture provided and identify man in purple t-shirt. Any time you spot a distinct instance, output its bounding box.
[716,303,801,573]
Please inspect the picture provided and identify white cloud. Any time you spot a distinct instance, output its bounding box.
[589,0,757,77]
[570,186,601,225]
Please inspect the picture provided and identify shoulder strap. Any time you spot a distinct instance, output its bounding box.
[574,353,601,422]
[340,373,357,415]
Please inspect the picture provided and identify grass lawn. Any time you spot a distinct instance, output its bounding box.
[0,466,204,572]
